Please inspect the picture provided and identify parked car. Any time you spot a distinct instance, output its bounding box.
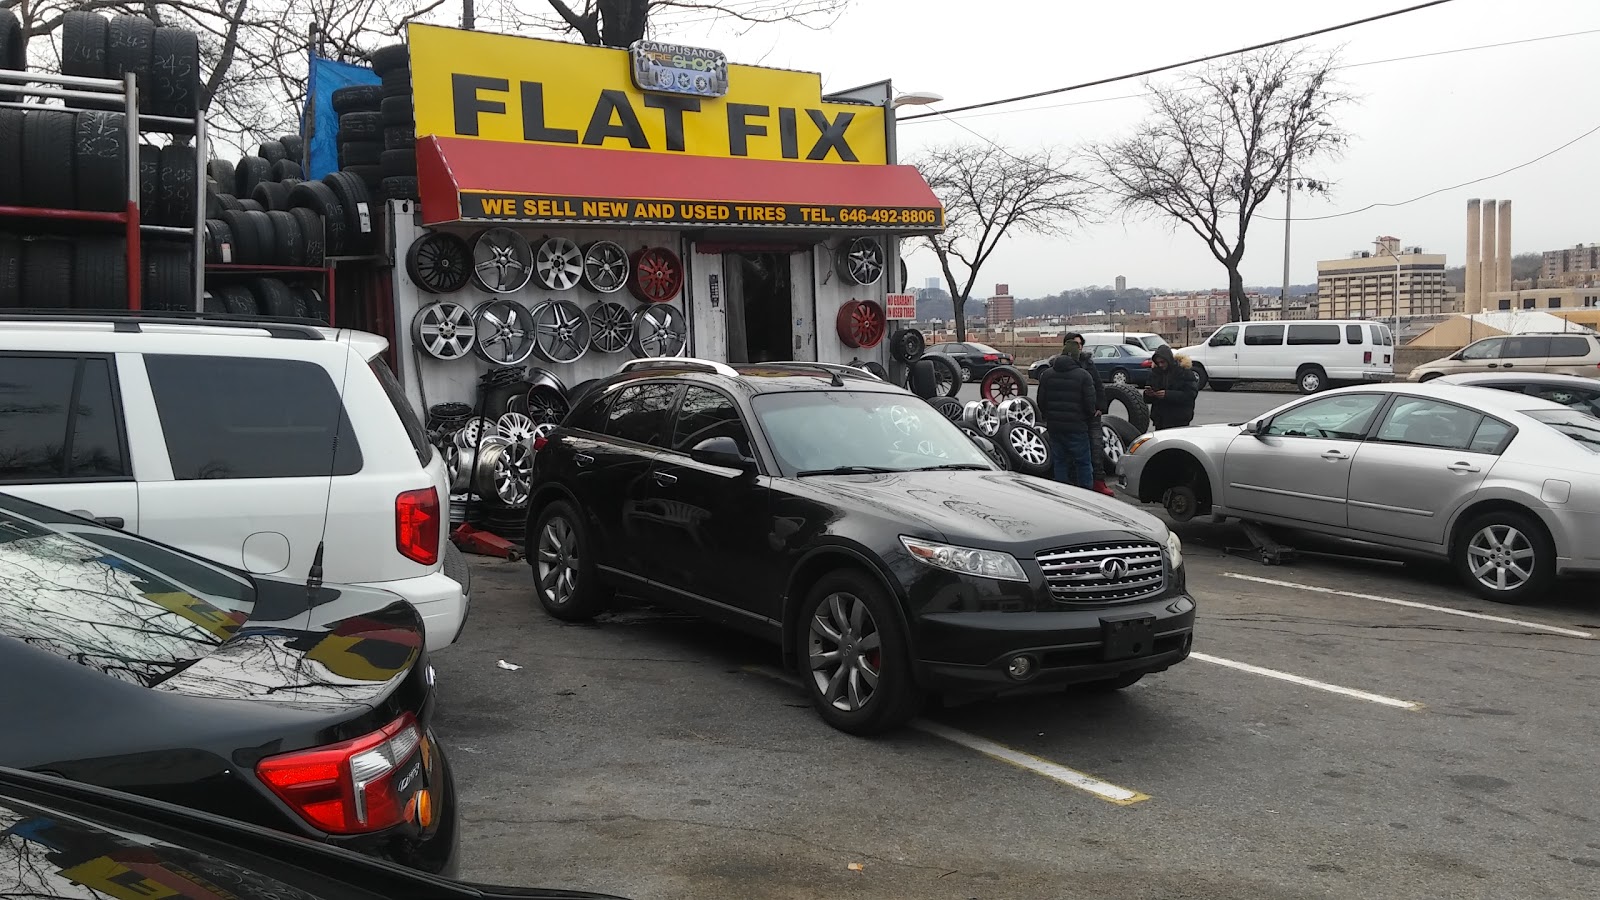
[0,311,467,652]
[525,359,1195,735]
[1408,332,1600,382]
[926,341,1014,382]
[1118,383,1600,603]
[0,765,623,899]
[1177,320,1395,393]
[1032,343,1155,387]
[0,491,459,874]
[1083,331,1168,353]
[1434,372,1600,417]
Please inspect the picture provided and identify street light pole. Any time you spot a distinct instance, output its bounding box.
[1281,151,1293,310]
[1376,238,1402,339]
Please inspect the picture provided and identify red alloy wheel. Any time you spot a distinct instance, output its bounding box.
[980,366,1025,402]
[628,246,683,303]
[836,299,886,349]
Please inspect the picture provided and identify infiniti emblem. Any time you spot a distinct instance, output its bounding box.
[1100,557,1128,579]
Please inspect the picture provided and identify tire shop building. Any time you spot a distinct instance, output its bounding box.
[391,23,945,422]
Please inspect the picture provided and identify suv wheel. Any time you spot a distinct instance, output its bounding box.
[531,502,611,620]
[798,570,921,735]
[1297,365,1327,394]
[1453,510,1554,604]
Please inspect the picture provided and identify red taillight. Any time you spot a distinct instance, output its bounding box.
[1364,351,1372,364]
[533,435,549,452]
[982,353,999,361]
[395,487,440,566]
[257,714,424,834]
[1140,359,1154,368]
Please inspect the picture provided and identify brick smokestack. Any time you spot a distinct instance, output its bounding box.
[1466,199,1481,313]
[1497,200,1513,292]
[1481,200,1498,313]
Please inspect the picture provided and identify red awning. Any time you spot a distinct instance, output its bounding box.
[416,137,944,234]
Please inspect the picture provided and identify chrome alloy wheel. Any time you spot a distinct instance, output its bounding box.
[1467,524,1536,593]
[1007,424,1049,468]
[1101,422,1126,464]
[537,516,579,606]
[808,592,881,712]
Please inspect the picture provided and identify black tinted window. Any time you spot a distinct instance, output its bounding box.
[603,383,678,446]
[1469,418,1513,454]
[1288,324,1340,346]
[1502,336,1551,358]
[1548,336,1592,358]
[672,387,751,455]
[1243,324,1284,346]
[0,355,127,481]
[369,358,432,466]
[145,355,362,479]
[1346,325,1363,344]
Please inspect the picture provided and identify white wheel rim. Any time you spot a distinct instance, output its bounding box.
[1010,426,1047,465]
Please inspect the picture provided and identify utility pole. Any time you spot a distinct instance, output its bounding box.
[1281,152,1293,309]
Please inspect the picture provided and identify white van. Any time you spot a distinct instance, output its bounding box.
[1083,331,1168,353]
[1177,320,1394,393]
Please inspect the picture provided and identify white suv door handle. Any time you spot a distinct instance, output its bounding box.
[1447,462,1481,473]
[1320,449,1347,460]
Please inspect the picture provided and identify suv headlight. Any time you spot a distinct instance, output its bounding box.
[900,536,1027,582]
[1165,531,1184,569]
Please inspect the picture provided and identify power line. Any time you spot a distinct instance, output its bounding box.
[899,0,1460,122]
[914,27,1600,125]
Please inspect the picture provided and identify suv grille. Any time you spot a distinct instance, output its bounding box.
[1037,541,1166,603]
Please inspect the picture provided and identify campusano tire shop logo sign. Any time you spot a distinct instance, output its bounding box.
[404,24,944,232]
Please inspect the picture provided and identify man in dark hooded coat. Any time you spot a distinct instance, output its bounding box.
[1144,345,1200,430]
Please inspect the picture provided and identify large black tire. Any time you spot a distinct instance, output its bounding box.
[289,180,347,255]
[926,395,964,422]
[338,111,383,142]
[323,171,373,251]
[213,192,243,212]
[0,233,20,308]
[380,149,415,177]
[142,241,192,311]
[22,110,76,209]
[150,27,199,118]
[158,144,197,226]
[62,11,110,79]
[72,111,125,213]
[381,68,411,97]
[218,209,263,265]
[381,95,414,126]
[368,43,409,76]
[339,140,382,167]
[0,109,22,205]
[289,207,325,267]
[207,158,235,189]
[106,15,155,86]
[22,239,73,308]
[384,126,416,152]
[73,237,126,309]
[138,143,161,219]
[331,84,383,114]
[234,155,271,199]
[257,140,287,163]
[249,277,299,317]
[264,209,304,266]
[379,177,419,201]
[529,501,612,621]
[926,353,962,398]
[278,134,304,161]
[889,327,925,362]
[203,218,233,264]
[979,364,1028,402]
[252,179,291,211]
[997,421,1052,478]
[1452,510,1556,605]
[271,158,303,182]
[1103,382,1151,433]
[907,359,938,400]
[795,568,922,736]
[215,283,258,315]
[294,285,328,322]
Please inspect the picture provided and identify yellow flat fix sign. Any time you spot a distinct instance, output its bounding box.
[407,24,886,165]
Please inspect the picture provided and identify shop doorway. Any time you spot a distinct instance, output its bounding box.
[724,253,794,364]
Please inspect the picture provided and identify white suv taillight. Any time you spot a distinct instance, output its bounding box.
[396,487,440,565]
[257,713,427,834]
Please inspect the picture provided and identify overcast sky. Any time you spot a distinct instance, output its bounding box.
[648,0,1599,298]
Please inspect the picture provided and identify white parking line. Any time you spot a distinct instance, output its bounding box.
[912,721,1150,805]
[1190,651,1422,710]
[1219,572,1593,639]
[742,666,1151,805]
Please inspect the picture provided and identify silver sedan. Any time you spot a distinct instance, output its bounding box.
[1117,383,1600,604]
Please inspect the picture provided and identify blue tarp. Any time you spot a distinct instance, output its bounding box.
[302,53,380,182]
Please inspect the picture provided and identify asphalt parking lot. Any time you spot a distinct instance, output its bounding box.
[433,391,1600,900]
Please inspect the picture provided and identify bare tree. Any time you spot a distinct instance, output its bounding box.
[1091,46,1350,322]
[538,0,847,48]
[912,142,1093,341]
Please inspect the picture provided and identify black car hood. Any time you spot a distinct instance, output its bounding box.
[797,469,1166,552]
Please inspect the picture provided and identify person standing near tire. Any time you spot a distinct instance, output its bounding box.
[1064,332,1115,497]
[1144,346,1200,430]
[1037,348,1097,488]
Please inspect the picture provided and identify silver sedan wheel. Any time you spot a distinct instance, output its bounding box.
[1112,369,1130,385]
[999,397,1036,426]
[1467,524,1536,592]
[537,516,579,606]
[1101,422,1126,464]
[1007,424,1049,467]
[808,592,881,713]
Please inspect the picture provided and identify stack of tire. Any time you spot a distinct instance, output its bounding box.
[891,327,963,400]
[335,42,417,203]
[0,11,202,311]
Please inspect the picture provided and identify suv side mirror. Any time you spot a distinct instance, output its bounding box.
[1242,420,1263,436]
[690,436,757,473]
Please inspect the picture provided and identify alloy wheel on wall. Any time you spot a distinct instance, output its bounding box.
[534,237,584,291]
[629,246,683,303]
[582,240,630,293]
[406,232,473,293]
[588,301,634,354]
[529,299,592,364]
[411,300,476,360]
[836,237,885,286]
[471,227,534,294]
[629,303,687,357]
[836,299,886,349]
[471,298,537,365]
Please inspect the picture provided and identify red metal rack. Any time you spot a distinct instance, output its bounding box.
[0,69,207,311]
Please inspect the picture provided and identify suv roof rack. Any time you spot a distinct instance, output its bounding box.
[619,357,739,377]
[0,310,327,340]
[757,362,884,382]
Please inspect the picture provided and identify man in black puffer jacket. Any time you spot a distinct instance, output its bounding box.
[1036,351,1098,488]
[1064,333,1115,496]
[1144,345,1201,429]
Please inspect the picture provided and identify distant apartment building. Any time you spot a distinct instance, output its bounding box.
[986,284,1015,324]
[1484,288,1600,311]
[924,276,942,291]
[1251,296,1317,321]
[1539,244,1600,288]
[1114,275,1127,293]
[1317,240,1447,319]
[1149,291,1234,331]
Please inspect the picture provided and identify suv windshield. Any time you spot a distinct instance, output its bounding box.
[1526,409,1600,453]
[1136,336,1168,352]
[0,493,255,687]
[752,391,993,475]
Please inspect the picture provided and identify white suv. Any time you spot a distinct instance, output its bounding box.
[0,314,467,651]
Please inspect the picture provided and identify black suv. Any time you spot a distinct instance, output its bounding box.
[524,359,1195,735]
